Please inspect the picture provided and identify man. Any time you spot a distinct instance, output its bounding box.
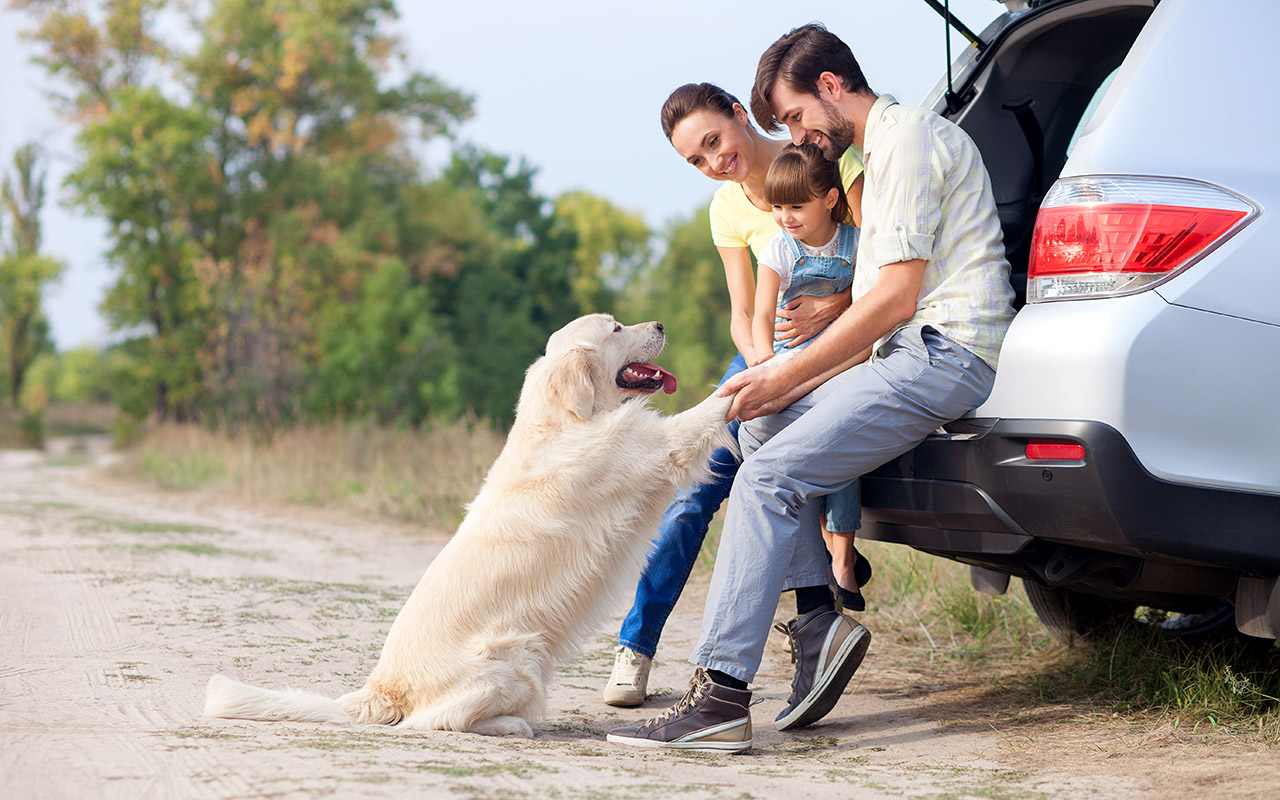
[607,24,1016,754]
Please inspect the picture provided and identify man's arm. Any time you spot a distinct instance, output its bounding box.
[720,258,927,421]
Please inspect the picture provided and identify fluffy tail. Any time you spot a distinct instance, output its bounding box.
[204,674,351,724]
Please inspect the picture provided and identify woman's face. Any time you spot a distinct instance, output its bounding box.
[669,105,756,184]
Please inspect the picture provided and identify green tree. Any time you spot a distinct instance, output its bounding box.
[436,147,582,424]
[20,0,475,423]
[623,206,734,412]
[553,191,652,314]
[0,144,63,406]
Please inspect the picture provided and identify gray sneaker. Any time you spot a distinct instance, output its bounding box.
[603,645,652,707]
[773,608,870,731]
[606,667,752,753]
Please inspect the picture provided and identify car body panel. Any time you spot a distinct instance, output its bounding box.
[1063,0,1280,325]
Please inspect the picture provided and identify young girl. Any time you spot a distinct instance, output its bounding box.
[753,143,869,611]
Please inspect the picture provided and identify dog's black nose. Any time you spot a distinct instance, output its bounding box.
[655,322,664,333]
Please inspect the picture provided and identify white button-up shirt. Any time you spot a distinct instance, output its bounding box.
[853,94,1016,368]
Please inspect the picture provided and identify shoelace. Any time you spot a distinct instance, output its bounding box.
[773,620,799,665]
[773,621,805,698]
[615,645,641,666]
[640,672,710,731]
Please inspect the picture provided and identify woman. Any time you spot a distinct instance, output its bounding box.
[602,83,869,707]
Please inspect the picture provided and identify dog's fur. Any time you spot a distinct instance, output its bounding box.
[204,314,736,737]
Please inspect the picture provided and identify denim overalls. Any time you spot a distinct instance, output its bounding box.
[773,223,857,355]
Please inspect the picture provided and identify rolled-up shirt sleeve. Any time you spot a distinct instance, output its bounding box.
[864,119,943,270]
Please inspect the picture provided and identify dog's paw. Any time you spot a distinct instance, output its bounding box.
[469,715,535,737]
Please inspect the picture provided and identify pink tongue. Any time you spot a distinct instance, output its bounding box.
[660,370,677,395]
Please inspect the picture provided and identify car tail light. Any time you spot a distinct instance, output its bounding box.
[1028,177,1258,302]
[1025,440,1085,461]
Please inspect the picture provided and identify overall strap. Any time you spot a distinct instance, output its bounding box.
[836,223,856,266]
[782,232,807,265]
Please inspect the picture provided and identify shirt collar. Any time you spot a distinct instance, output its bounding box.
[862,93,899,158]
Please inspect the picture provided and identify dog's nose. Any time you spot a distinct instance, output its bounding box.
[654,322,664,333]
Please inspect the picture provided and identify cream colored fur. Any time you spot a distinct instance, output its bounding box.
[205,314,736,737]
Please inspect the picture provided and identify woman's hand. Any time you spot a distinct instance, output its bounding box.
[774,288,852,348]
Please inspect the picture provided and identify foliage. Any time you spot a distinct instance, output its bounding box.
[625,206,735,412]
[0,143,63,406]
[12,0,727,429]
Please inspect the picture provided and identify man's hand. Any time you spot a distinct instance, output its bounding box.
[774,289,851,348]
[717,364,791,421]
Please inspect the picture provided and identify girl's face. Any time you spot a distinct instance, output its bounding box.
[772,187,840,246]
[669,105,756,183]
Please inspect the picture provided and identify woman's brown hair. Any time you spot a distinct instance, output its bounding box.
[660,83,746,140]
[764,143,852,225]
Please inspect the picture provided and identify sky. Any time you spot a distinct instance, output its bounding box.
[0,0,1006,349]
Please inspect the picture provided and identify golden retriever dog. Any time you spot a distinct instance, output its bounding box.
[204,314,736,737]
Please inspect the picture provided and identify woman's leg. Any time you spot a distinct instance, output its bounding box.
[615,354,748,657]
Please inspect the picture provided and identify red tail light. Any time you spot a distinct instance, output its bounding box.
[1026,441,1085,461]
[1028,177,1256,302]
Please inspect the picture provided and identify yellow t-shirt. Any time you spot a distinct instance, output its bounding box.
[708,146,864,259]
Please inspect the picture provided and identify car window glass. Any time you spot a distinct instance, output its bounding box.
[1065,68,1119,159]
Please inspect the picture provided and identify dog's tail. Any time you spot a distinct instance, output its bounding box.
[204,674,351,724]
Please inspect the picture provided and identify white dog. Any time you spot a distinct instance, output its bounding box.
[205,314,736,737]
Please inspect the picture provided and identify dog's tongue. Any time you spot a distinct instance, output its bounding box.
[630,363,678,394]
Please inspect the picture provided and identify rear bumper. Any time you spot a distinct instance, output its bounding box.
[859,419,1280,580]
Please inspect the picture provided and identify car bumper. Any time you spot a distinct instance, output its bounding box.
[859,419,1280,581]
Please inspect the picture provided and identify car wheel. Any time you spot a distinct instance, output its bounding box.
[1022,578,1136,645]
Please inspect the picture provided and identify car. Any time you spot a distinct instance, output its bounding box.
[856,0,1280,642]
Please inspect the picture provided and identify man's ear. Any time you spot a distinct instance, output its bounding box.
[546,343,598,421]
[817,71,844,101]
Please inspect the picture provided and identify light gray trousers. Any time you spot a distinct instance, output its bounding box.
[691,326,997,682]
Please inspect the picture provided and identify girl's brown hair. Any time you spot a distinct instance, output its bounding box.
[660,83,745,140]
[765,143,852,225]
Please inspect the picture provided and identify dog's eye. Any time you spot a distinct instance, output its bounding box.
[612,323,622,333]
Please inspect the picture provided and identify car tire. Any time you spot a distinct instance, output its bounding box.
[1022,579,1136,645]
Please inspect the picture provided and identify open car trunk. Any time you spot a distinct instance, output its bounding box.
[924,0,1156,307]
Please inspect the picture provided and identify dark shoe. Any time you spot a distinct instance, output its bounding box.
[606,667,752,753]
[773,608,871,731]
[833,547,873,612]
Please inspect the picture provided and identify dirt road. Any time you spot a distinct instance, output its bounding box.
[1,444,1270,799]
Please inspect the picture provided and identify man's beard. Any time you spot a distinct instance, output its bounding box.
[816,97,857,159]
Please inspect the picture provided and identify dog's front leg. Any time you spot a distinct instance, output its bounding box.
[663,391,738,478]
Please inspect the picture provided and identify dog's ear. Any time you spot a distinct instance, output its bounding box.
[547,343,599,420]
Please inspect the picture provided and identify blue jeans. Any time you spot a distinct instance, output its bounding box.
[617,353,748,659]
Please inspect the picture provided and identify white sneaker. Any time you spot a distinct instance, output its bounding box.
[603,645,652,707]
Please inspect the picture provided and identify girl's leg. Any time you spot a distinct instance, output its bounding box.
[822,479,866,608]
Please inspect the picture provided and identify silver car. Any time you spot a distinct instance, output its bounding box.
[859,0,1280,641]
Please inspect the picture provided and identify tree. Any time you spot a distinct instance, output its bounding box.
[553,191,652,314]
[20,0,476,423]
[621,206,734,412]
[0,144,63,406]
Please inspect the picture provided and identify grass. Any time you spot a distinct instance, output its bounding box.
[110,419,505,529]
[847,540,1280,742]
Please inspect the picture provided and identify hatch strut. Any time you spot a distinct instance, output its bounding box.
[923,0,988,115]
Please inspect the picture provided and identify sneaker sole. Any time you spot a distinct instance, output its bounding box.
[602,690,646,708]
[774,624,870,731]
[605,732,752,753]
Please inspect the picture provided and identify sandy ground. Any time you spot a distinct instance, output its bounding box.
[2,441,1277,799]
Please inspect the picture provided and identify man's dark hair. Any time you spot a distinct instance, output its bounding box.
[751,23,870,133]
[660,83,745,141]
